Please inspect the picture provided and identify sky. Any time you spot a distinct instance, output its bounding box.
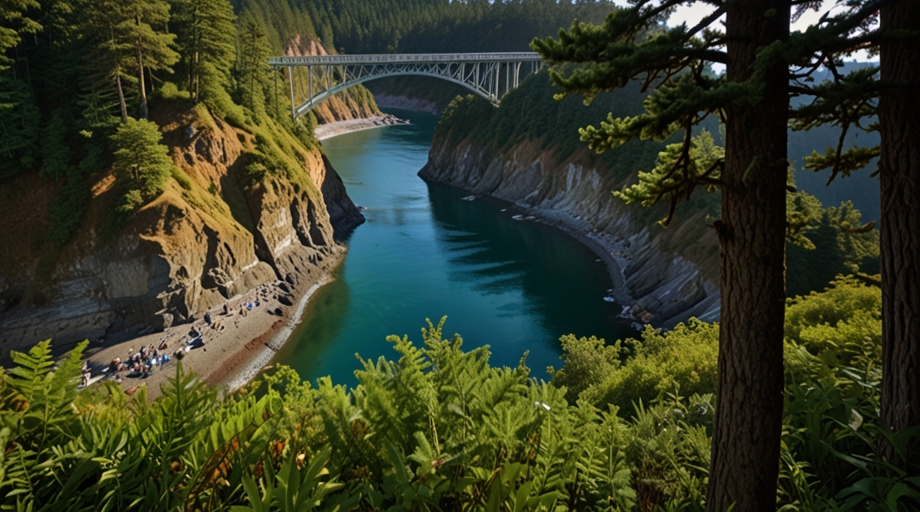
[609,0,876,72]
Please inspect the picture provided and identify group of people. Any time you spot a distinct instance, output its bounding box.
[109,342,171,380]
[90,291,274,391]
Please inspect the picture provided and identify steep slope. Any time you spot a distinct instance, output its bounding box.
[0,103,363,359]
[421,136,721,328]
[419,80,722,328]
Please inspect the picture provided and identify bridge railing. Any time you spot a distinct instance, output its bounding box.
[269,52,542,67]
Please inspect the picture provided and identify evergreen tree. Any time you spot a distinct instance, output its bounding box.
[74,0,134,123]
[0,0,40,70]
[236,13,271,117]
[110,117,173,202]
[533,2,792,509]
[120,0,179,119]
[0,72,40,178]
[169,0,236,104]
[771,0,919,460]
[39,107,71,180]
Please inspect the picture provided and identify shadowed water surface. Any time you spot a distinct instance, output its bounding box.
[273,108,635,387]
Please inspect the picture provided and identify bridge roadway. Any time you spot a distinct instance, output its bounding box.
[269,52,544,119]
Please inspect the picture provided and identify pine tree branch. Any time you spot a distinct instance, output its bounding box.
[685,6,726,40]
[676,48,727,64]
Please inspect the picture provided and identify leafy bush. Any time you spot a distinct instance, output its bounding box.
[2,280,910,511]
[0,321,709,511]
[157,81,191,100]
[548,335,623,402]
[576,319,720,417]
[784,276,882,388]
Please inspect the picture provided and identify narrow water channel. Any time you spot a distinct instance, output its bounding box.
[272,107,636,387]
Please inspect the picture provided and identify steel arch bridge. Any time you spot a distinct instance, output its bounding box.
[269,53,544,120]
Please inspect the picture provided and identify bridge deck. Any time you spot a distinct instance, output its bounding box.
[269,52,542,66]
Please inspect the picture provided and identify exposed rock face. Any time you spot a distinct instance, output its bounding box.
[0,107,363,361]
[420,138,721,328]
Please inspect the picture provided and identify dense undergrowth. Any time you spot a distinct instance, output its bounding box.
[1,277,916,511]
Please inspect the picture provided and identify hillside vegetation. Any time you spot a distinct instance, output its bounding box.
[1,278,915,510]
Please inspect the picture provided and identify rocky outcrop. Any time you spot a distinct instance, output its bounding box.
[0,106,363,361]
[420,138,721,328]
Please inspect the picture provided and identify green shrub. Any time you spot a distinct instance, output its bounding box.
[157,81,190,100]
[0,287,896,512]
[579,319,720,416]
[548,334,622,402]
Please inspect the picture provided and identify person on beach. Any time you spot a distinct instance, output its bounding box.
[81,363,90,387]
[223,303,229,315]
[204,311,212,326]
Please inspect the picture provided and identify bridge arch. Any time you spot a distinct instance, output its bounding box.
[269,53,543,120]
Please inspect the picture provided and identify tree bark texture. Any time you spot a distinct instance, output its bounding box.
[878,0,920,461]
[706,1,790,510]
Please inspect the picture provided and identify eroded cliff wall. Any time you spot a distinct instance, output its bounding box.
[420,135,721,329]
[0,105,363,358]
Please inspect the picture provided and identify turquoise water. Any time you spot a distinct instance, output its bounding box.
[273,107,636,387]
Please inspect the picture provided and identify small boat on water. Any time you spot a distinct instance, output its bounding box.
[524,216,536,221]
[511,214,524,221]
[603,296,616,303]
[461,195,476,201]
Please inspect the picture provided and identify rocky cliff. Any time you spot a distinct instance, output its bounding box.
[0,104,363,360]
[420,136,721,329]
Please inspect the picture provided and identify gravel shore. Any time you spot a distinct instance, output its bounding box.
[314,114,408,140]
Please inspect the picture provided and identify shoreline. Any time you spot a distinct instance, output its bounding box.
[82,112,411,399]
[423,181,650,329]
[222,275,329,394]
[84,252,344,401]
[315,114,409,140]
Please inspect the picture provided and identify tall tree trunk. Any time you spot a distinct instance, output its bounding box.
[706,1,790,510]
[116,72,128,123]
[110,23,128,123]
[878,0,920,462]
[193,50,200,102]
[137,42,148,119]
[136,14,148,119]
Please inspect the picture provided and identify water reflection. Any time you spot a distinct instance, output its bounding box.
[274,107,636,389]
